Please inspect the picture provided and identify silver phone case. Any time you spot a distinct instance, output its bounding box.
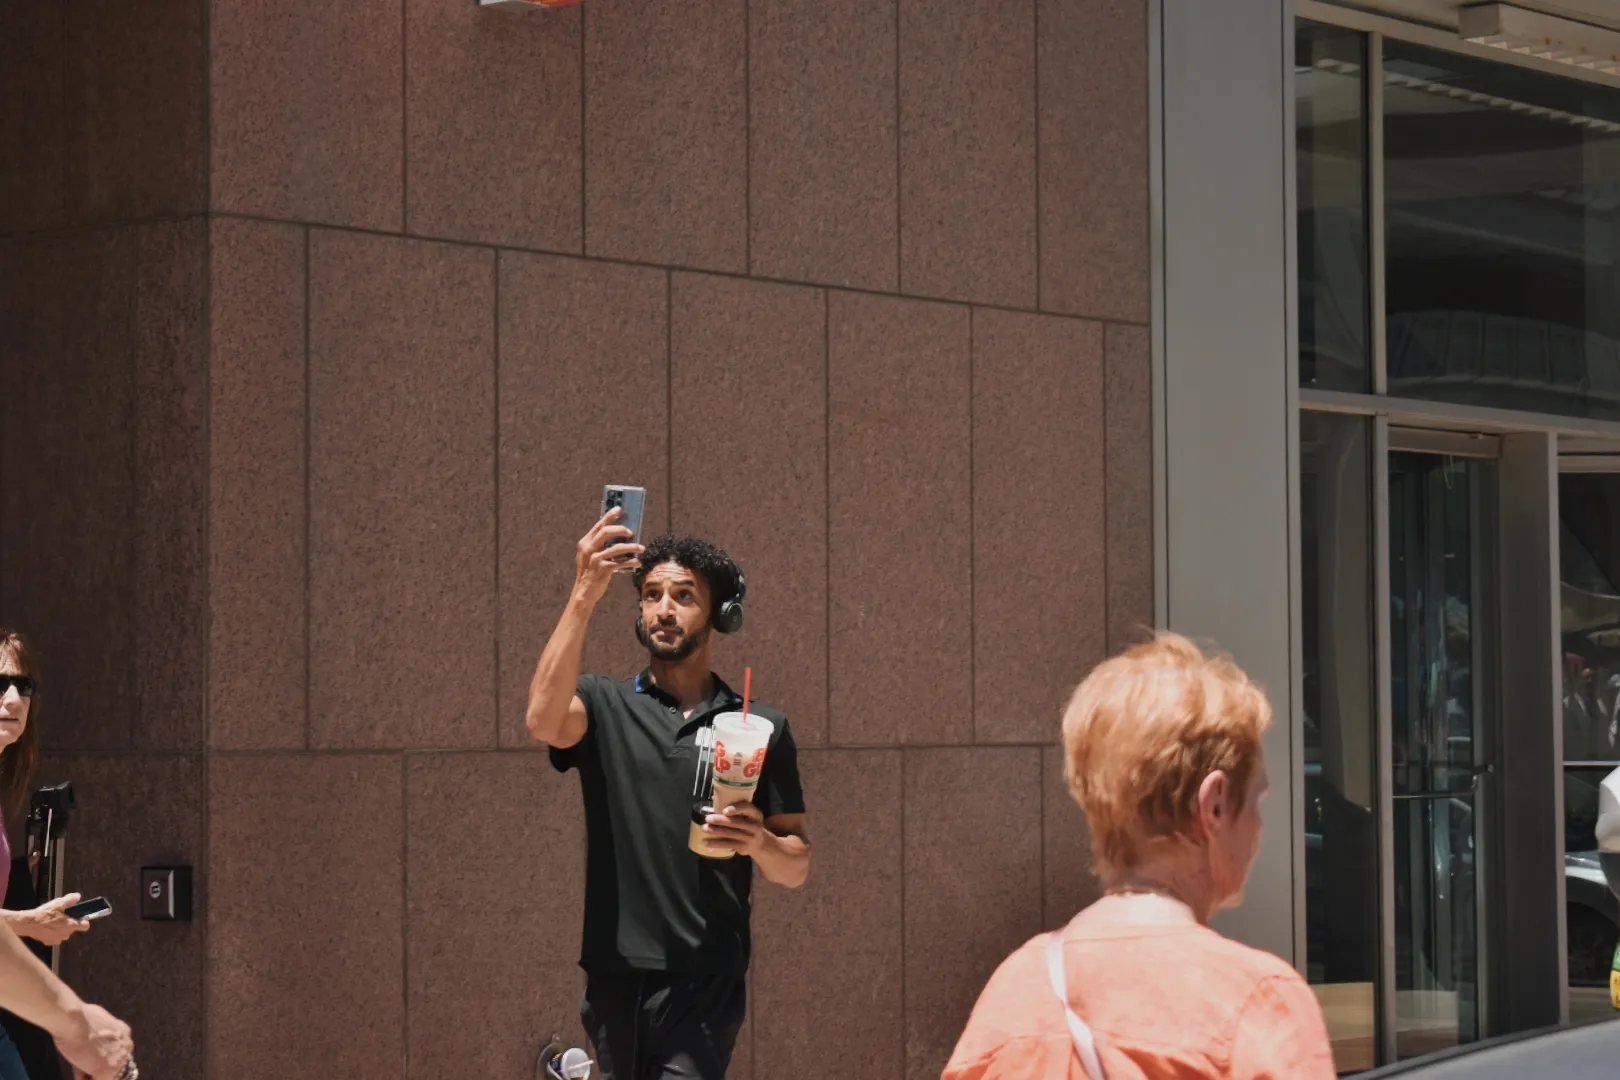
[601,485,647,545]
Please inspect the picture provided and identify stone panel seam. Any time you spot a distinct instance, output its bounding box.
[1104,323,1114,655]
[898,746,908,1077]
[744,0,753,277]
[126,225,139,751]
[186,213,1157,324]
[401,750,410,1080]
[202,0,213,217]
[968,306,977,745]
[401,0,410,234]
[202,210,214,754]
[579,4,588,255]
[823,290,831,750]
[201,731,213,1073]
[0,212,214,241]
[1,242,6,606]
[1039,745,1048,926]
[666,270,675,526]
[894,0,903,295]
[55,2,67,227]
[1033,0,1042,312]
[196,741,1060,759]
[51,747,245,759]
[493,253,503,748]
[304,226,314,752]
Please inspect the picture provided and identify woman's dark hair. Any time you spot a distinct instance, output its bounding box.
[0,631,41,822]
[631,535,741,609]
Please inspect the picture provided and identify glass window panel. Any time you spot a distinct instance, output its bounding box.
[1556,471,1620,1025]
[1384,43,1620,420]
[1393,796,1479,1059]
[1301,411,1378,1072]
[1388,452,1493,1061]
[1298,21,1371,392]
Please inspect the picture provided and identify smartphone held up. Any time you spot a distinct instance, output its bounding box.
[601,485,646,570]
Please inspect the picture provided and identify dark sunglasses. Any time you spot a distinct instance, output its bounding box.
[0,676,36,698]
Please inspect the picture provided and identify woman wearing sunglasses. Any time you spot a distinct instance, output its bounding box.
[0,631,112,1080]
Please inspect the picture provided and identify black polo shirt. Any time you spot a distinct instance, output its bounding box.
[550,670,806,976]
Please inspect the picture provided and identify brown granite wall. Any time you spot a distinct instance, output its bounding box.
[4,0,1150,1077]
[0,221,212,1078]
[1,1,209,1075]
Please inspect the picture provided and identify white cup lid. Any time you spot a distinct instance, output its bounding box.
[714,711,773,740]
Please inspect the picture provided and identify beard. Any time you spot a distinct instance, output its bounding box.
[636,617,712,663]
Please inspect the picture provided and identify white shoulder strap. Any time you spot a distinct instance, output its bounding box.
[1045,930,1107,1080]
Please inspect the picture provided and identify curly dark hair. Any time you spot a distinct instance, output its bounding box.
[631,534,741,608]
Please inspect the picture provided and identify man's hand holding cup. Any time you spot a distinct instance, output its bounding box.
[700,803,770,858]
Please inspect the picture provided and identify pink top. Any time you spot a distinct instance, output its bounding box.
[0,810,12,907]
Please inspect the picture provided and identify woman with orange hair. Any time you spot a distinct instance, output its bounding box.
[944,632,1334,1080]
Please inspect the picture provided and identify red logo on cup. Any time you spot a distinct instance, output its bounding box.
[714,740,766,779]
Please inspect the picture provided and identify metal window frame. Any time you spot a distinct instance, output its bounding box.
[1369,29,1388,395]
[1379,437,1503,1059]
[1388,426,1501,458]
[1297,0,1620,431]
[1168,1,1620,1054]
[1559,454,1620,472]
[1373,415,1397,1064]
[1292,0,1613,1059]
[1496,433,1568,1032]
[1471,455,1501,1044]
[1297,0,1620,91]
[1377,426,1549,1060]
[1285,0,1309,976]
[1303,388,1620,441]
[1150,2,1168,633]
[1561,436,1620,454]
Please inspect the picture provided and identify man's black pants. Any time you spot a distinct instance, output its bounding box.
[580,970,747,1080]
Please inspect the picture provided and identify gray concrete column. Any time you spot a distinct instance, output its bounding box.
[1157,0,1300,965]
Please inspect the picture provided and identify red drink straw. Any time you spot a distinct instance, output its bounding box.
[742,667,753,721]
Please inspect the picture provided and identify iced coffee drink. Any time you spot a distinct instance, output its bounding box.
[689,803,732,860]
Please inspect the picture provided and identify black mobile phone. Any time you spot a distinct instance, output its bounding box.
[601,485,646,553]
[63,896,110,922]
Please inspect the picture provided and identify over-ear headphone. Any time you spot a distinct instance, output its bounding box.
[712,564,746,635]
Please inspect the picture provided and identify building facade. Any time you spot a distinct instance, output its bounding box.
[1167,0,1620,1072]
[0,1,1148,1079]
[7,0,1620,1076]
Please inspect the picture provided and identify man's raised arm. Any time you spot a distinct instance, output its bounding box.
[526,509,643,747]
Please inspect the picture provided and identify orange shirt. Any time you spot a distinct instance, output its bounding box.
[944,919,1337,1080]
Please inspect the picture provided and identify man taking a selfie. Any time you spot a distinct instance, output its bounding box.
[526,508,810,1080]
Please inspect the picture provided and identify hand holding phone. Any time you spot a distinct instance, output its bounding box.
[63,896,111,922]
[575,487,649,604]
[600,485,646,569]
[24,893,98,946]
